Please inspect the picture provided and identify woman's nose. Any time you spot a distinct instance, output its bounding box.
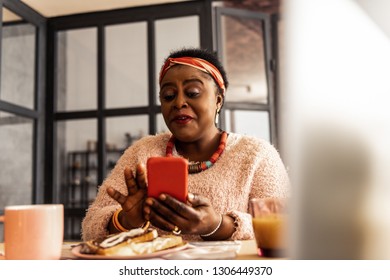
[173,92,188,109]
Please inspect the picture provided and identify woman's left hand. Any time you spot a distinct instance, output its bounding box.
[143,193,222,236]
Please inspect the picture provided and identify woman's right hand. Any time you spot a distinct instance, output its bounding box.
[106,163,147,231]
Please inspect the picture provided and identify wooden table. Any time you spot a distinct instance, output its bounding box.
[1,239,270,260]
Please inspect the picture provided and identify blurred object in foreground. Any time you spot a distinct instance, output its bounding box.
[281,0,390,259]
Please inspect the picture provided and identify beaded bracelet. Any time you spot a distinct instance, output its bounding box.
[200,214,223,237]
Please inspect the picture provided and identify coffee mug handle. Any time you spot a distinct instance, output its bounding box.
[0,215,4,223]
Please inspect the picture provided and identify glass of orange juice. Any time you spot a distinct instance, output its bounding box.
[249,197,288,258]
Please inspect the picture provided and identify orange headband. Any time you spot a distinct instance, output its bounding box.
[159,57,226,95]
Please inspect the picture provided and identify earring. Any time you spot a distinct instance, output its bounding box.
[215,109,220,125]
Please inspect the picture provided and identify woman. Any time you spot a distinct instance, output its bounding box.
[81,48,289,241]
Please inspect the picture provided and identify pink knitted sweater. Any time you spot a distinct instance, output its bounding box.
[81,132,289,241]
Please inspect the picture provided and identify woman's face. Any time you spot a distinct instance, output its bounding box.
[159,64,223,142]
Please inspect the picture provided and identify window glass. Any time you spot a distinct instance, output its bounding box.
[55,119,97,204]
[225,109,270,141]
[1,8,36,109]
[105,22,148,108]
[55,119,97,239]
[156,113,169,134]
[105,115,149,171]
[0,112,33,241]
[106,115,148,150]
[221,15,268,104]
[155,16,200,104]
[56,28,97,111]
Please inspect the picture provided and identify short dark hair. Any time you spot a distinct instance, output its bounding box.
[164,47,229,93]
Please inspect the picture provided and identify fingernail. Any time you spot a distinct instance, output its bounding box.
[159,194,166,200]
[144,207,150,214]
[137,163,145,171]
[145,198,153,205]
[188,193,194,200]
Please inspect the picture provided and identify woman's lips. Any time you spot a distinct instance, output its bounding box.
[172,115,193,125]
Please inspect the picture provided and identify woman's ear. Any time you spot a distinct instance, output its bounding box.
[216,94,224,112]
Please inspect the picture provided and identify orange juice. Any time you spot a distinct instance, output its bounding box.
[252,214,287,257]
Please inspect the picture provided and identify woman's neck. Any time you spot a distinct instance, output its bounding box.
[175,128,222,162]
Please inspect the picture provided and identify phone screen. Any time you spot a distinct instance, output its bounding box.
[146,157,188,202]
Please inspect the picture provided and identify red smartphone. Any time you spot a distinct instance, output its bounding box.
[147,157,188,202]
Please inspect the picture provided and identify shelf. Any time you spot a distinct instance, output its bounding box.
[63,149,123,240]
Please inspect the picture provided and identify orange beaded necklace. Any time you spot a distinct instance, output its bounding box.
[165,131,228,174]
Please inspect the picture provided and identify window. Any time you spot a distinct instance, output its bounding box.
[0,4,46,242]
[48,2,206,240]
[215,7,276,144]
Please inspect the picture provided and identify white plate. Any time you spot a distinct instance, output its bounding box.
[71,242,190,260]
[163,247,238,260]
[162,241,241,260]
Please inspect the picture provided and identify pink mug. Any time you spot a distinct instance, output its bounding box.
[0,204,64,260]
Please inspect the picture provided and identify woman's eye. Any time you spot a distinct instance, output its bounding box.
[161,93,175,101]
[186,91,199,98]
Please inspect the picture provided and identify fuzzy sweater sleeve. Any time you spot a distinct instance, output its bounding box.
[81,134,168,241]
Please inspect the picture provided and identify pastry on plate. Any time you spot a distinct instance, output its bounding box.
[79,227,183,256]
